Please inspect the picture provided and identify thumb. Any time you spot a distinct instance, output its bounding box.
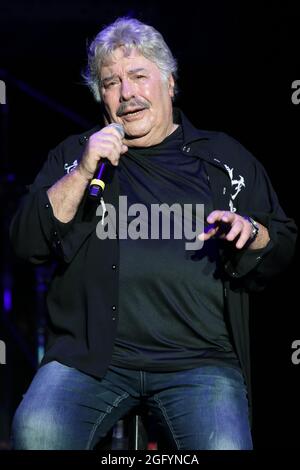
[121,144,128,154]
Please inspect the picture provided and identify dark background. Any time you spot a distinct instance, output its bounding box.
[0,0,299,450]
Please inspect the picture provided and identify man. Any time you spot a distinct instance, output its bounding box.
[10,17,297,450]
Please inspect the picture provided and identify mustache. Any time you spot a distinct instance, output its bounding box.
[116,98,150,117]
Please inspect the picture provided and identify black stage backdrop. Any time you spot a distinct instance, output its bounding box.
[0,0,299,454]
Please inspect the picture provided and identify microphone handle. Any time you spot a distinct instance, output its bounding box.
[89,162,107,199]
[88,123,124,199]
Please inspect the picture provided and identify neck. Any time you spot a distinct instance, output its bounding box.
[125,122,178,148]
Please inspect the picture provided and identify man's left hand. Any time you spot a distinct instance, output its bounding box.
[198,210,270,250]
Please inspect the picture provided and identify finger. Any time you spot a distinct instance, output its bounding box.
[111,148,122,166]
[225,219,244,242]
[105,127,126,149]
[220,212,236,224]
[235,225,253,249]
[91,142,119,166]
[198,226,219,241]
[93,134,123,150]
[121,144,128,154]
[98,136,122,149]
[99,137,123,161]
[207,210,226,224]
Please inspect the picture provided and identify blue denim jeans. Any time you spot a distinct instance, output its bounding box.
[11,361,253,450]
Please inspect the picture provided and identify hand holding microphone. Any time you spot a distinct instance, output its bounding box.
[77,123,127,199]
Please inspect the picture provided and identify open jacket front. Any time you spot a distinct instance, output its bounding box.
[10,109,297,420]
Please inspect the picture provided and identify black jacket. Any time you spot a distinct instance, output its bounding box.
[10,110,297,416]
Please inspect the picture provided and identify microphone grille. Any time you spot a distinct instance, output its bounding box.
[109,123,125,138]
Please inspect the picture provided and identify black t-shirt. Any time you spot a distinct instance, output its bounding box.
[110,125,239,371]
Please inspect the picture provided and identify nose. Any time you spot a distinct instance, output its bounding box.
[120,78,135,101]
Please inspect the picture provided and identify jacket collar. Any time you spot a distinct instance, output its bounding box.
[173,107,213,144]
[174,108,232,174]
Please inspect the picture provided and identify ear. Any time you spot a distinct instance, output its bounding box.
[168,74,175,98]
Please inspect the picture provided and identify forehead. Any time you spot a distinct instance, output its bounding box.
[100,47,159,77]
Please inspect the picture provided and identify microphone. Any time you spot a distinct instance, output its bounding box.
[89,123,125,199]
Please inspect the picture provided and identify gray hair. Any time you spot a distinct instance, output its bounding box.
[83,17,178,102]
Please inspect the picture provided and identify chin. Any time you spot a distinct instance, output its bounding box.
[124,123,150,138]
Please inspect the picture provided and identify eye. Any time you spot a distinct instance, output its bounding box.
[106,81,118,88]
[103,79,120,89]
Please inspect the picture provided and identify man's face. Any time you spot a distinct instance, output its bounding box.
[100,47,175,147]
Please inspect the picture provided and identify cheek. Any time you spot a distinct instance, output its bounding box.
[140,80,161,99]
[145,81,169,104]
[103,93,119,112]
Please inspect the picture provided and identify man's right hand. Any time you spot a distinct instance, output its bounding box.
[77,124,128,181]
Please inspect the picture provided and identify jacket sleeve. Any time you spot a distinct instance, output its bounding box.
[221,139,298,292]
[10,143,95,264]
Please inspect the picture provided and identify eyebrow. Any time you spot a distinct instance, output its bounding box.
[101,68,149,85]
[127,67,148,75]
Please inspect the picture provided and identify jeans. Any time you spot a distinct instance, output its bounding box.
[11,361,253,450]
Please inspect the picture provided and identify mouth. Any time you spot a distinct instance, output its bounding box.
[121,108,146,121]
